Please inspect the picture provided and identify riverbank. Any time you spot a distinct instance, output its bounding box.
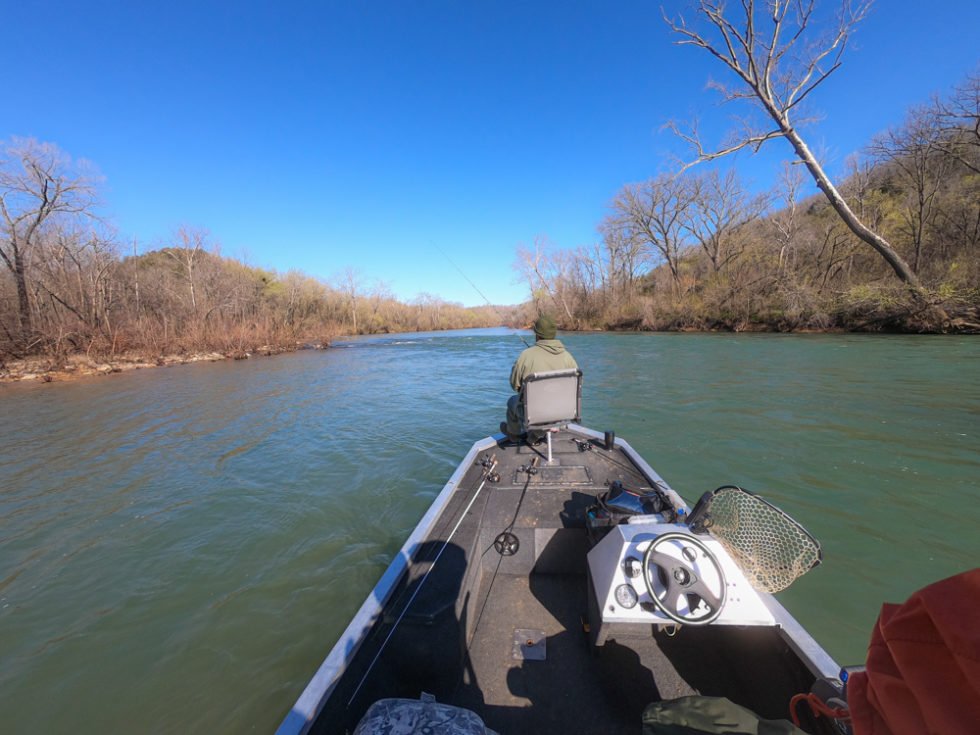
[0,343,323,384]
[4,310,978,385]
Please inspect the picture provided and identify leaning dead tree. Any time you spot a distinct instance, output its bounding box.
[665,1,922,288]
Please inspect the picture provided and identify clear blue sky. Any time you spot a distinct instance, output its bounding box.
[3,1,977,306]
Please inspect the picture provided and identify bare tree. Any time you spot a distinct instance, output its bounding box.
[598,214,647,292]
[868,105,954,273]
[605,174,695,293]
[684,169,770,271]
[166,225,211,317]
[368,278,395,332]
[770,160,809,274]
[665,1,922,288]
[570,243,609,318]
[411,292,444,331]
[839,153,886,232]
[275,270,329,333]
[513,236,576,324]
[0,137,101,335]
[932,66,980,175]
[33,223,118,338]
[337,266,364,333]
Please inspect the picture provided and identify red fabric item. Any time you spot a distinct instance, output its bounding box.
[847,568,980,735]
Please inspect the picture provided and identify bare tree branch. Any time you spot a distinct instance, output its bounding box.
[663,1,924,289]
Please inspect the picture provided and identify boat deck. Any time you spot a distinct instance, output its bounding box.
[304,427,831,734]
[451,434,668,733]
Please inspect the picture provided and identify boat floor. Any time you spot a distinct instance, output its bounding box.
[311,428,824,734]
[450,434,690,732]
[454,572,691,733]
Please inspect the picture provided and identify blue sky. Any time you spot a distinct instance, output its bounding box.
[3,1,977,306]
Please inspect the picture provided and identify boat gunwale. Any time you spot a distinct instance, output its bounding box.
[275,435,500,735]
[760,594,840,679]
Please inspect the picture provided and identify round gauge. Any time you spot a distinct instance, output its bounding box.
[614,583,639,609]
[622,557,643,578]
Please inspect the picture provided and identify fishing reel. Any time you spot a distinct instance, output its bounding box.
[519,457,540,476]
[481,454,500,482]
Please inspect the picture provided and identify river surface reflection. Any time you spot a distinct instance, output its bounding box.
[1,328,977,733]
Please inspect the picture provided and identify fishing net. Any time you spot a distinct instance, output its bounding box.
[688,485,822,594]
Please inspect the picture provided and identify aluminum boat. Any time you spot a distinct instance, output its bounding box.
[276,404,847,735]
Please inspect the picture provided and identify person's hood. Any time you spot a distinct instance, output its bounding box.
[535,339,566,355]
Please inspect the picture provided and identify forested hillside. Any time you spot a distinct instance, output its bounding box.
[517,69,980,333]
[0,172,503,373]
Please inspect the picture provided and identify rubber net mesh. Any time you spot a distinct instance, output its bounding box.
[704,486,821,593]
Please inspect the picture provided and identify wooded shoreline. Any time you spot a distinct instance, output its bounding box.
[3,67,978,369]
[4,317,976,386]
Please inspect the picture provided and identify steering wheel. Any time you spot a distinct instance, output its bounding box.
[642,532,726,625]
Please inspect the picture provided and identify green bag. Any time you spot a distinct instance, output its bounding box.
[642,696,807,735]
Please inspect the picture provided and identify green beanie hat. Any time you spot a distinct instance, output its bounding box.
[533,315,557,340]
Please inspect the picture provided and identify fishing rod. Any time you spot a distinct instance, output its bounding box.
[471,456,538,636]
[347,453,499,706]
[432,242,531,348]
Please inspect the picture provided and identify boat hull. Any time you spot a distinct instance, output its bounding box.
[278,425,839,735]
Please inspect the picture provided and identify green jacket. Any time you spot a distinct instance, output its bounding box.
[510,339,578,392]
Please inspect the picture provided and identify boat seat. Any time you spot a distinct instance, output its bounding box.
[521,368,583,463]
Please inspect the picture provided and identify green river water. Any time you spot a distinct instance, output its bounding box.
[1,329,977,733]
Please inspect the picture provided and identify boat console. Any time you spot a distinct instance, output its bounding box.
[586,518,775,646]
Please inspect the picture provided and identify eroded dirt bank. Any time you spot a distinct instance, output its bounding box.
[0,344,318,384]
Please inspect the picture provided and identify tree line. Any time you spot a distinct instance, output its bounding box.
[0,145,501,367]
[515,2,977,333]
[3,2,978,373]
[516,58,979,332]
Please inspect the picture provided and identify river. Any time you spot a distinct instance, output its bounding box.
[1,329,977,733]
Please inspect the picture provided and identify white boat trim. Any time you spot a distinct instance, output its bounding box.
[276,436,499,735]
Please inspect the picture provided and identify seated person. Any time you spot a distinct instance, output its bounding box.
[500,314,577,443]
